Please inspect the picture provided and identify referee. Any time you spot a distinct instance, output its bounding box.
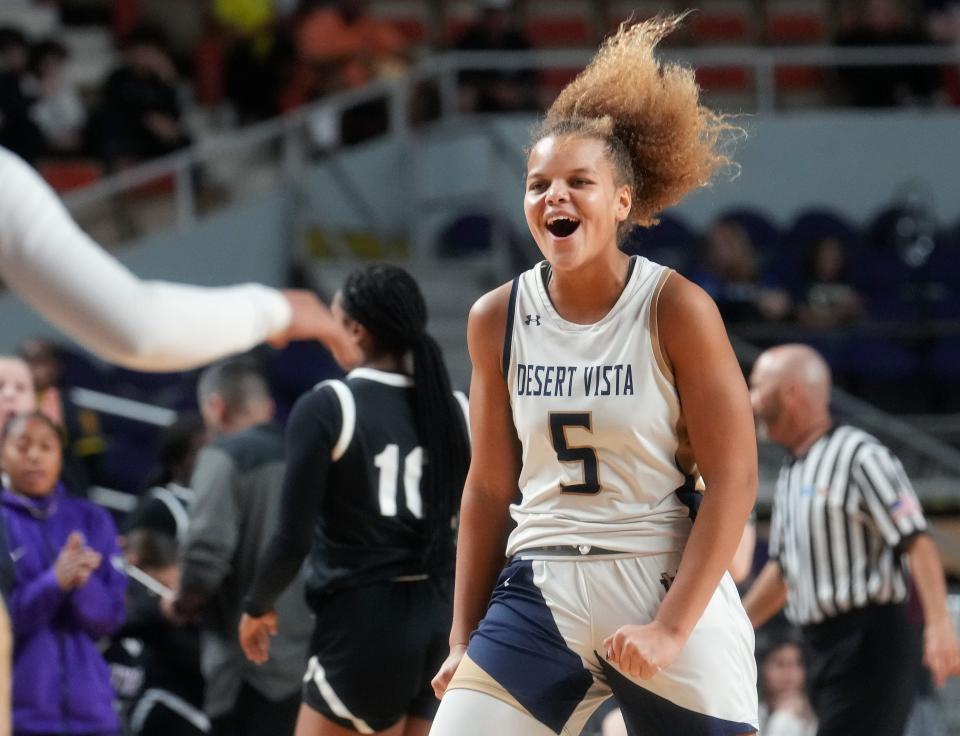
[743,343,960,736]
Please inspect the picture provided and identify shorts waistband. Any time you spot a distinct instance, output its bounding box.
[511,545,635,560]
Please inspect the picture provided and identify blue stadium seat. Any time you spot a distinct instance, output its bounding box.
[927,336,960,378]
[923,243,960,287]
[925,336,960,411]
[436,212,535,270]
[771,209,861,293]
[718,208,781,254]
[268,341,344,421]
[59,348,111,391]
[621,215,696,272]
[837,336,925,412]
[852,251,913,294]
[785,209,859,249]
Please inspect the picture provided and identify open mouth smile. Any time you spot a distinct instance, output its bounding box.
[545,216,581,238]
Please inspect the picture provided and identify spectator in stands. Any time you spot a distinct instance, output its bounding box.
[292,0,409,141]
[0,27,41,162]
[794,236,864,327]
[125,413,207,544]
[214,0,289,121]
[692,217,792,323]
[95,26,191,168]
[26,39,87,157]
[757,632,817,736]
[0,356,36,428]
[925,0,960,43]
[296,0,408,91]
[19,338,108,492]
[168,360,311,736]
[113,529,207,736]
[454,0,537,113]
[1,411,126,735]
[835,0,941,107]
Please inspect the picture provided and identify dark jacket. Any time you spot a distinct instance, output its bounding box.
[178,424,312,718]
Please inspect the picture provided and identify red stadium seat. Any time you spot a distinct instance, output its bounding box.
[194,33,226,107]
[943,66,960,106]
[766,13,827,44]
[112,0,140,41]
[524,17,593,48]
[389,18,427,45]
[129,172,177,198]
[695,66,751,92]
[38,160,103,193]
[775,65,826,92]
[765,12,827,94]
[690,13,750,45]
[539,68,581,97]
[445,17,473,46]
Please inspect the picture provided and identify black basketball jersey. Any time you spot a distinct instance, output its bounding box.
[243,367,469,617]
[304,368,468,597]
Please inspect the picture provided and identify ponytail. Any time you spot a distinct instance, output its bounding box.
[341,265,470,570]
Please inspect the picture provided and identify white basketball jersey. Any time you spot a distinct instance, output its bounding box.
[504,257,699,557]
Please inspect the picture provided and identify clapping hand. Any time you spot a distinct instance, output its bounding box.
[54,531,101,591]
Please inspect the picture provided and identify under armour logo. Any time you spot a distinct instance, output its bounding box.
[524,314,542,326]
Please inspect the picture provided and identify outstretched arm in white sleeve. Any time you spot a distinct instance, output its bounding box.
[0,147,355,371]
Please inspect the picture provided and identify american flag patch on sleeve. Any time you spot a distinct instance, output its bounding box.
[889,494,922,524]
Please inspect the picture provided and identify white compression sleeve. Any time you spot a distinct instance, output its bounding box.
[429,689,557,736]
[0,147,291,371]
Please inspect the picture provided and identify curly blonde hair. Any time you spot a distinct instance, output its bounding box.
[535,14,738,229]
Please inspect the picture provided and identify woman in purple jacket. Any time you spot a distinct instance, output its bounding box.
[1,411,126,736]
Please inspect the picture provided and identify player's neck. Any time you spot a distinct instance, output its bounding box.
[547,251,631,324]
[363,354,406,375]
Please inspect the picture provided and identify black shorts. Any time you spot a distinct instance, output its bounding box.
[802,602,922,736]
[302,576,452,732]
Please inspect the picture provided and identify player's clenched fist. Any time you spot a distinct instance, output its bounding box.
[603,621,685,679]
[432,643,467,699]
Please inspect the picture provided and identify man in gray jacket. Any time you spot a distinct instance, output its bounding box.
[168,359,312,736]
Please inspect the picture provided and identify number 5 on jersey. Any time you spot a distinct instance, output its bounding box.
[374,444,424,517]
[549,412,601,494]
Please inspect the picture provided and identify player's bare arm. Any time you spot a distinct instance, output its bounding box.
[657,274,757,630]
[432,283,522,699]
[606,274,757,676]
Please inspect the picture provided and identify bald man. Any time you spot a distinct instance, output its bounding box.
[743,344,960,736]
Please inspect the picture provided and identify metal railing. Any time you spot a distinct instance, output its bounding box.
[62,45,960,236]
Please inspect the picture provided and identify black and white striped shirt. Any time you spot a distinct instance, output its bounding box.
[769,425,927,626]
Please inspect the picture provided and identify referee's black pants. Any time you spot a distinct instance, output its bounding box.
[802,602,922,736]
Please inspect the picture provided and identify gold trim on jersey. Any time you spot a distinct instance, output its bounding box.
[649,268,675,383]
[446,654,533,718]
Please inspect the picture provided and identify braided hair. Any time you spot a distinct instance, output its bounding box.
[340,264,471,570]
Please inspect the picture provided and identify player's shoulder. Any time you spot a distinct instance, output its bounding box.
[471,279,516,321]
[657,271,720,323]
[468,278,517,344]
